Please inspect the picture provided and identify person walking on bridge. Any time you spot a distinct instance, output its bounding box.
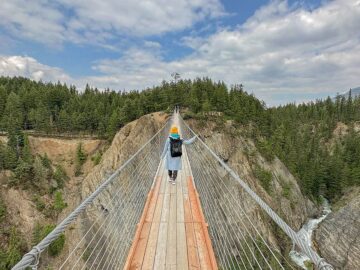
[161,125,196,184]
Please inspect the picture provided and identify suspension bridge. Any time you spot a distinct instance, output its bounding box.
[12,112,334,270]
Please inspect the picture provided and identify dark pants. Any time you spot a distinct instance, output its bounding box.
[168,170,178,180]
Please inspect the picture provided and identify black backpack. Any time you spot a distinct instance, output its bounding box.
[170,137,183,157]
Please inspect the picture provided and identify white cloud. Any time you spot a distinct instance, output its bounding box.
[0,0,225,47]
[61,0,225,36]
[1,0,360,105]
[0,1,66,47]
[0,56,71,82]
[87,0,360,105]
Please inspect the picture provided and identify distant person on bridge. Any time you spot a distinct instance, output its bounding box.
[161,125,196,184]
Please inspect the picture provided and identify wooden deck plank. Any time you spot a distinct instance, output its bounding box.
[185,222,200,269]
[187,176,218,270]
[161,193,170,223]
[141,221,160,270]
[129,222,152,269]
[145,178,161,222]
[183,193,192,223]
[153,222,168,270]
[153,194,164,222]
[182,153,189,194]
[177,221,189,270]
[170,183,176,194]
[188,186,202,223]
[166,194,177,269]
[160,170,167,194]
[125,117,218,270]
[193,223,213,270]
[177,172,185,223]
[142,191,165,269]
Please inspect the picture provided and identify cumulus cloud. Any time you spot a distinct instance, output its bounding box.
[0,56,71,82]
[88,0,360,104]
[1,0,359,105]
[0,1,66,47]
[0,0,225,47]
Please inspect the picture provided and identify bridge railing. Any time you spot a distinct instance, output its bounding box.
[180,116,333,270]
[12,119,171,270]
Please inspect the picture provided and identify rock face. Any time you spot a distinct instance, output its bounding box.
[54,112,169,269]
[81,112,168,199]
[185,118,317,258]
[315,189,360,270]
[0,112,169,269]
[28,136,105,177]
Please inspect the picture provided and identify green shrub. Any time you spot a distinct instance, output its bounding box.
[33,156,48,190]
[53,165,68,189]
[75,143,87,176]
[40,153,52,169]
[33,223,65,257]
[282,182,292,199]
[33,195,46,212]
[0,227,25,269]
[0,196,6,222]
[254,165,273,193]
[91,151,102,166]
[278,176,293,199]
[49,234,65,256]
[53,191,67,212]
[11,159,33,186]
[304,260,314,270]
[182,111,195,120]
[256,139,275,162]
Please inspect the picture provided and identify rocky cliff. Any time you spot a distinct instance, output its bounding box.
[81,112,168,199]
[0,112,168,269]
[315,188,360,270]
[185,117,317,262]
[52,112,168,268]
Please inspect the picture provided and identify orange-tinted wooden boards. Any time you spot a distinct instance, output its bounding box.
[124,148,218,270]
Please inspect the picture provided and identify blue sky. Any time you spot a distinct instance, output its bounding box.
[0,0,359,105]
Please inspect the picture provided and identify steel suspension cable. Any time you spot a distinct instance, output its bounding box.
[180,116,334,270]
[189,138,287,268]
[61,147,158,269]
[12,120,170,270]
[188,142,270,269]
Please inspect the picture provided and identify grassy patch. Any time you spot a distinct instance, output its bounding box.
[91,150,103,166]
[75,143,87,176]
[304,260,314,270]
[53,191,67,212]
[0,227,26,269]
[33,223,65,257]
[254,165,273,193]
[279,177,293,200]
[32,195,46,212]
[53,165,68,189]
[256,139,275,162]
[0,196,6,223]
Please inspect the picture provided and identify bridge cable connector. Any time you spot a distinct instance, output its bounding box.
[30,246,41,270]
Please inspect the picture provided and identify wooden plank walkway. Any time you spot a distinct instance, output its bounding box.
[124,136,217,270]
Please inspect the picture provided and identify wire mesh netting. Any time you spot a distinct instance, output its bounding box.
[180,116,333,270]
[12,119,171,270]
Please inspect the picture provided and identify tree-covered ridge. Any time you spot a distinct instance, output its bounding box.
[0,76,261,138]
[260,96,360,202]
[1,76,360,203]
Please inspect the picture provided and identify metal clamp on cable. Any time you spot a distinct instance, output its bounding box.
[318,258,333,270]
[30,246,41,270]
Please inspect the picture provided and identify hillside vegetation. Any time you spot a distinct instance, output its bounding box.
[1,76,360,203]
[1,76,360,268]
